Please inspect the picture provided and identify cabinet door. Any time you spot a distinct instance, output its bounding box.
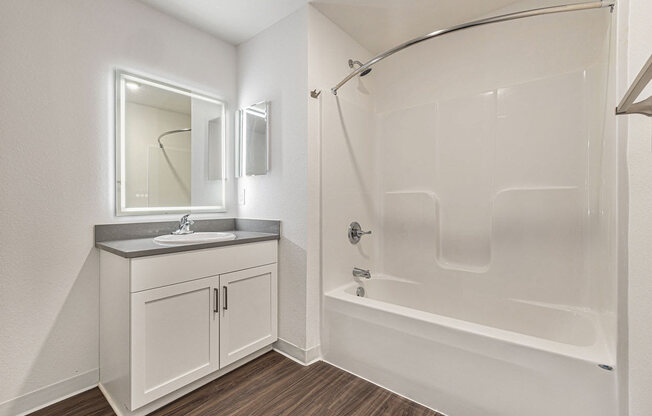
[131,276,219,410]
[219,264,277,367]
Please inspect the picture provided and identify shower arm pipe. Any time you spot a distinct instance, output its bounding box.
[157,128,191,148]
[330,0,615,95]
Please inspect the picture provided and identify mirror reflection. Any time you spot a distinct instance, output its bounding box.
[237,101,270,177]
[116,71,226,215]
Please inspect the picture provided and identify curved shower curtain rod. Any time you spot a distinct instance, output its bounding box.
[157,128,191,149]
[330,0,615,95]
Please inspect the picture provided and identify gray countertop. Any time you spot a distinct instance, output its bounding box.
[94,218,280,258]
[96,231,279,258]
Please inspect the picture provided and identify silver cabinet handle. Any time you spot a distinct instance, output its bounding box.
[214,288,219,313]
[223,286,228,310]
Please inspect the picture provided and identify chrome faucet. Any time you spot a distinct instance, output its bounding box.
[172,214,194,235]
[352,267,371,279]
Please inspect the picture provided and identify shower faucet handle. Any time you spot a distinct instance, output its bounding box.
[348,221,372,244]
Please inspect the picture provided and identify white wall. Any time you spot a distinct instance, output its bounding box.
[0,1,236,414]
[236,9,311,355]
[625,0,652,414]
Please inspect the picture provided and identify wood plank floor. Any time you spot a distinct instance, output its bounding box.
[29,351,441,416]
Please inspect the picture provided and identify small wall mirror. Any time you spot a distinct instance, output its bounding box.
[116,70,226,216]
[237,101,270,177]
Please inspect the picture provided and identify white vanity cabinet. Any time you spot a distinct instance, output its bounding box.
[130,276,220,409]
[219,264,278,367]
[99,240,278,416]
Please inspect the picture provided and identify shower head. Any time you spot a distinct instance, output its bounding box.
[348,59,372,77]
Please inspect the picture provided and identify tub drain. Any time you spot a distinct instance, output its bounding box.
[356,287,365,297]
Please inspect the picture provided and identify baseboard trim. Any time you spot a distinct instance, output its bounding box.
[0,368,99,416]
[273,339,321,365]
[98,383,123,416]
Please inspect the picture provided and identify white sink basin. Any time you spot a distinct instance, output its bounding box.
[154,232,237,245]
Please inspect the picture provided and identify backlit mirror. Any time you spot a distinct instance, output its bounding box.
[237,101,270,177]
[116,70,226,215]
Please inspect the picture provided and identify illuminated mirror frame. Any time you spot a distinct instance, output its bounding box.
[235,101,270,177]
[115,69,227,216]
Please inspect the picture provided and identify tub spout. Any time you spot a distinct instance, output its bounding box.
[353,267,371,279]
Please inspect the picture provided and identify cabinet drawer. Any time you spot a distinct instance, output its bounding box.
[130,240,277,292]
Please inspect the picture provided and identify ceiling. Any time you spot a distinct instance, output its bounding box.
[312,0,593,54]
[138,0,308,45]
[310,0,528,54]
[138,0,576,53]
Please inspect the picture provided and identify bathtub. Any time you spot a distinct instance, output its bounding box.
[322,276,618,416]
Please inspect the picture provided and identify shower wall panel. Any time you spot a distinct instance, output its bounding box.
[370,8,614,337]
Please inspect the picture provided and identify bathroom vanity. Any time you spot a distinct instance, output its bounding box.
[96,219,279,416]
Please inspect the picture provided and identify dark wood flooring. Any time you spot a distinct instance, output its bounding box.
[29,351,441,416]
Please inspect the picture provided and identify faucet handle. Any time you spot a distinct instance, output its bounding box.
[348,221,372,244]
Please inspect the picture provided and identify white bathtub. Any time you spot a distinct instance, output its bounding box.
[322,276,618,416]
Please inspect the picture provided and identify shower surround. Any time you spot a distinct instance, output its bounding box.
[318,6,619,416]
